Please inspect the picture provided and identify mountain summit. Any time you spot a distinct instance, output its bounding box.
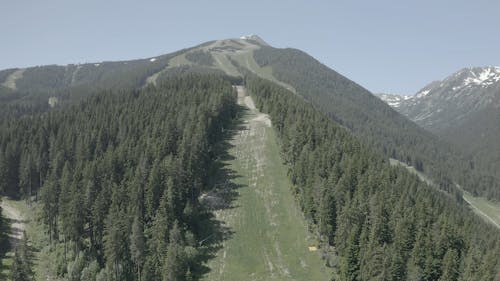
[379,66,500,131]
[239,34,269,46]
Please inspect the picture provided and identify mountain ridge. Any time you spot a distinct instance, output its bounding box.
[378,66,500,131]
[378,66,500,196]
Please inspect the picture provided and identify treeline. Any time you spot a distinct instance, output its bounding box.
[185,51,215,66]
[246,76,500,281]
[252,46,500,201]
[0,74,237,280]
[0,44,208,110]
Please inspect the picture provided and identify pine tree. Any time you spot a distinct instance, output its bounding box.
[10,233,33,281]
[162,221,186,281]
[130,213,145,281]
[439,249,459,281]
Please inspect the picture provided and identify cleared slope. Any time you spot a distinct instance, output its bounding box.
[202,86,330,281]
[462,190,500,228]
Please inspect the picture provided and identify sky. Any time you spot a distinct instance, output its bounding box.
[1,0,499,95]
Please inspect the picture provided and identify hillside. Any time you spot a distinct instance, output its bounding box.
[249,45,500,200]
[378,67,500,198]
[393,67,500,132]
[2,36,499,200]
[1,38,500,280]
[246,76,500,280]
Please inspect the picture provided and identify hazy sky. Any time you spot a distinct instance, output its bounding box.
[1,0,499,94]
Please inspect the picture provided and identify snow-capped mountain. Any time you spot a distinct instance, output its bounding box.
[378,66,500,180]
[380,66,500,132]
[377,93,412,108]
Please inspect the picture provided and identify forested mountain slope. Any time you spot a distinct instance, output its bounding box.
[1,70,499,280]
[0,74,237,280]
[249,46,500,200]
[0,38,500,280]
[2,35,499,199]
[246,76,500,280]
[378,67,500,193]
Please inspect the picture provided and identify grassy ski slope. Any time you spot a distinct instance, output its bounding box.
[201,86,330,281]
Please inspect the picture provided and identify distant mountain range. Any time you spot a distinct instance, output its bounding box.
[378,66,500,185]
[379,66,500,131]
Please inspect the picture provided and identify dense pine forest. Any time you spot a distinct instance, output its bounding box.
[0,64,499,280]
[252,46,500,201]
[0,74,236,280]
[0,203,9,258]
[246,76,500,281]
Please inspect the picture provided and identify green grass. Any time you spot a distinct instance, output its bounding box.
[201,93,331,281]
[462,191,500,228]
[210,52,241,77]
[228,50,296,93]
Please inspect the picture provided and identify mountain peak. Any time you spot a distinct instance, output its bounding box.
[379,65,500,132]
[454,66,500,88]
[239,34,269,46]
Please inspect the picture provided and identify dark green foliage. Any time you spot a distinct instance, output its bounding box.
[0,201,9,257]
[10,234,34,281]
[442,107,500,199]
[0,74,237,280]
[185,50,214,66]
[246,76,500,281]
[0,46,205,115]
[253,46,500,200]
[156,65,226,84]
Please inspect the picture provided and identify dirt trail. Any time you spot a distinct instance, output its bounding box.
[237,86,272,127]
[1,199,25,245]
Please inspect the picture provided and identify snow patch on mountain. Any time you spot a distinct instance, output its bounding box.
[378,66,500,132]
[462,66,500,88]
[415,90,430,98]
[377,93,412,108]
[239,34,269,46]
